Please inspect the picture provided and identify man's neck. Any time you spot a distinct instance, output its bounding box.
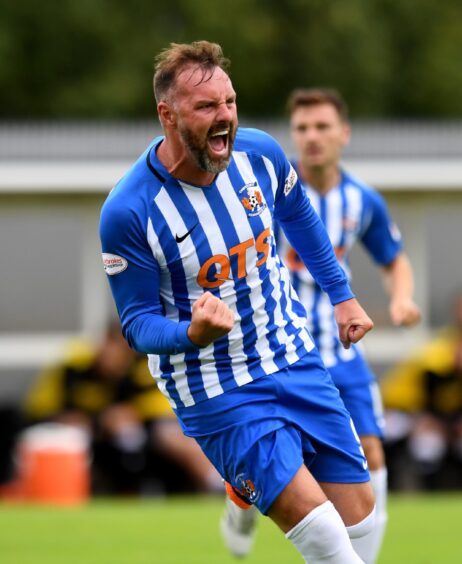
[157,138,216,186]
[298,162,341,195]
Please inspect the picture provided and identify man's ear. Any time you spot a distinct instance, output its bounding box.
[342,122,351,147]
[158,101,177,128]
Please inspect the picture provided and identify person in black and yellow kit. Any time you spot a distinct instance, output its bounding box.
[23,322,223,495]
[381,292,462,489]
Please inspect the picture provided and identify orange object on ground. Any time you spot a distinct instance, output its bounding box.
[16,423,90,506]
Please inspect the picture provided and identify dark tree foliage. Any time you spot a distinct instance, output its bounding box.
[0,0,461,118]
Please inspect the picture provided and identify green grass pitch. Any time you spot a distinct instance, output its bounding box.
[0,494,461,563]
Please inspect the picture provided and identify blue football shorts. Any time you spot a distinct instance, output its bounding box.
[329,353,385,438]
[175,350,369,514]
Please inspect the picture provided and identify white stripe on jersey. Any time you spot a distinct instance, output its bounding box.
[317,293,337,367]
[261,155,279,200]
[325,189,343,249]
[343,185,363,276]
[369,381,385,430]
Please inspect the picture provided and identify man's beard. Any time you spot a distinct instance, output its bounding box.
[179,123,236,175]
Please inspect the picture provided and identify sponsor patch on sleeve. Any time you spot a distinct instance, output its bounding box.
[283,165,298,196]
[102,253,128,275]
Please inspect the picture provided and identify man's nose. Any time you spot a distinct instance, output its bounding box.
[305,128,318,141]
[216,102,234,122]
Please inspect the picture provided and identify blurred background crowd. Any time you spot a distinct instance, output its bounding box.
[1,0,462,500]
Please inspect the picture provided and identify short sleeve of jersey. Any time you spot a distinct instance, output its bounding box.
[360,188,402,266]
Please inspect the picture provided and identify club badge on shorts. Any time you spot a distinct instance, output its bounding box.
[235,473,261,504]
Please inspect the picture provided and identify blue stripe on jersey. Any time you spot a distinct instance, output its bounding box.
[150,189,208,405]
[159,360,183,408]
[226,159,287,371]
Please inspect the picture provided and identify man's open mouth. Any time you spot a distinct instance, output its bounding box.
[208,129,229,154]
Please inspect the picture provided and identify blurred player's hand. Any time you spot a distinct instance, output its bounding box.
[389,298,421,327]
[188,292,235,347]
[334,298,374,349]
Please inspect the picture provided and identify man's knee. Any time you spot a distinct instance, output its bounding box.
[346,505,376,539]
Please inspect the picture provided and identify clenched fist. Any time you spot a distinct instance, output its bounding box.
[334,298,374,349]
[187,292,235,347]
[389,297,421,327]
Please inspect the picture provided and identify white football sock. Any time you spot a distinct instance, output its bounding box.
[349,467,387,563]
[286,500,364,563]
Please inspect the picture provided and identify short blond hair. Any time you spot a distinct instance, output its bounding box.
[153,40,230,103]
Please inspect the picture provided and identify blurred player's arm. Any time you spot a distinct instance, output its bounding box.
[358,189,420,328]
[381,253,421,327]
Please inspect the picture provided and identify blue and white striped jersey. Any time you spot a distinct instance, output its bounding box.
[100,129,353,408]
[278,166,402,371]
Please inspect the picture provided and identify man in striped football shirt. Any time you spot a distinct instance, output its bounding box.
[100,42,375,563]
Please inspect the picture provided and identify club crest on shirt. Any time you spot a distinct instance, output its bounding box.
[239,181,267,217]
[235,473,261,504]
